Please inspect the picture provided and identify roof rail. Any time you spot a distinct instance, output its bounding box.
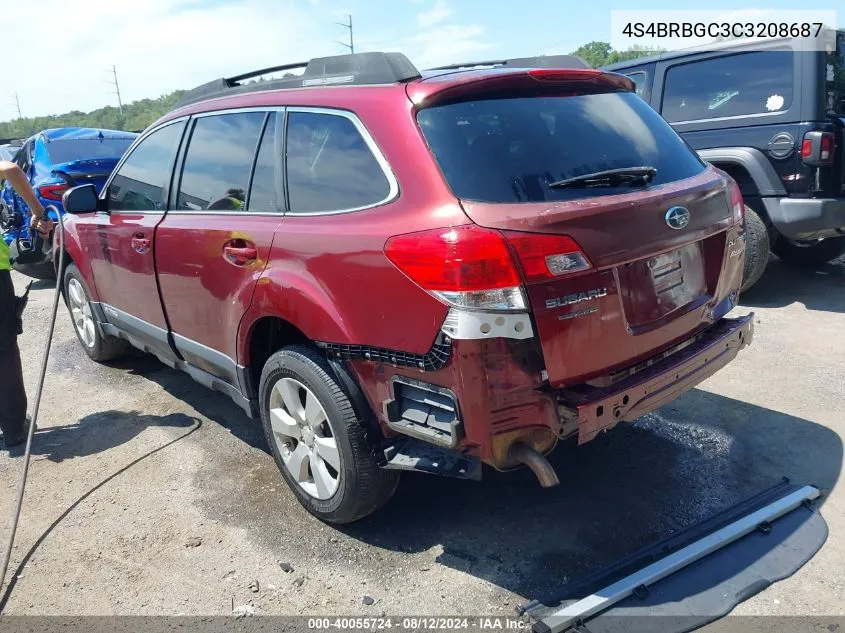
[427,55,590,71]
[173,52,421,110]
[227,61,309,84]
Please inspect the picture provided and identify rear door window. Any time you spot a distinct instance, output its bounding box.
[662,50,793,123]
[416,92,705,204]
[248,113,282,213]
[177,112,266,211]
[109,121,186,212]
[285,110,392,214]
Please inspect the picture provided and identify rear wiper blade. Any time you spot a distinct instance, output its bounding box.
[548,166,657,189]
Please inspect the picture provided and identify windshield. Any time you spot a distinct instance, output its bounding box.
[45,136,135,165]
[826,30,845,116]
[417,92,705,203]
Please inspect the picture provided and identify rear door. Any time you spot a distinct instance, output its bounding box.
[416,87,741,386]
[77,119,187,361]
[154,109,283,385]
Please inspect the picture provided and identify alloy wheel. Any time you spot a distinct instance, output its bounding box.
[67,278,96,348]
[268,377,341,500]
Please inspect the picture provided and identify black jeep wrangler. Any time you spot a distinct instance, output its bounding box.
[605,31,845,291]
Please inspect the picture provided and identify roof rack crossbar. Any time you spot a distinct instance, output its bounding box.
[173,52,422,110]
[227,62,308,85]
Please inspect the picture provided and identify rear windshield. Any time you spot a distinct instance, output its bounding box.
[45,137,135,164]
[417,92,705,203]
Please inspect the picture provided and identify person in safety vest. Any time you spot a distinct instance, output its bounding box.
[0,160,53,449]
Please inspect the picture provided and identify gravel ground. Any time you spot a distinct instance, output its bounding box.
[0,256,843,621]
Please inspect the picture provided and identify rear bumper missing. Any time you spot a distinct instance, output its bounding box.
[561,314,754,444]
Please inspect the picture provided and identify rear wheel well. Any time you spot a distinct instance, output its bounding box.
[245,318,382,447]
[57,248,74,302]
[247,317,310,394]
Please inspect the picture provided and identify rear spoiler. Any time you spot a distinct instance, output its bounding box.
[407,69,636,108]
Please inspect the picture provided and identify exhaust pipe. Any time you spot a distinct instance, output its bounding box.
[509,442,560,488]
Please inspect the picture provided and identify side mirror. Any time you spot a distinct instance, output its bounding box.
[62,184,99,214]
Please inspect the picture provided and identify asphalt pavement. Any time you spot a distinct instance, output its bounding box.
[0,256,843,620]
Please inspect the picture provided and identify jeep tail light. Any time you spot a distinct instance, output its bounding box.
[801,131,835,166]
[38,183,69,201]
[801,139,812,158]
[503,231,592,281]
[384,224,527,311]
[728,179,744,226]
[820,133,833,161]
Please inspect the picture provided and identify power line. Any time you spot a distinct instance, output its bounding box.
[335,14,354,53]
[105,65,123,114]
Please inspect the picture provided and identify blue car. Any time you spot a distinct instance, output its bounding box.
[0,127,138,278]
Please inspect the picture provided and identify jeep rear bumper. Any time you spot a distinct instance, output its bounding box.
[561,314,754,444]
[763,196,845,240]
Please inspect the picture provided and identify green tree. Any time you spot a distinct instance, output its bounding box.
[0,90,185,139]
[571,41,663,68]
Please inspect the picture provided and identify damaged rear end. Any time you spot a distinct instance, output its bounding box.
[383,67,753,483]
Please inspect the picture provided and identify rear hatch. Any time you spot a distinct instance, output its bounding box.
[43,134,136,193]
[48,157,123,191]
[414,71,742,386]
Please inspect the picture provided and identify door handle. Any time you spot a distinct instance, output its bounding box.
[131,233,151,254]
[223,239,258,266]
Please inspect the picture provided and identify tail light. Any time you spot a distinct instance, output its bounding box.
[503,231,592,280]
[801,131,835,166]
[728,179,745,226]
[801,138,812,158]
[821,133,834,161]
[384,224,526,311]
[528,69,602,81]
[37,183,69,201]
[527,69,635,92]
[384,224,592,311]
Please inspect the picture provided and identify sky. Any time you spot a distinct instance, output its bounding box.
[1,0,842,123]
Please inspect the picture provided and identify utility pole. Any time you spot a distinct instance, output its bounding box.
[335,14,354,53]
[11,93,22,119]
[105,65,124,114]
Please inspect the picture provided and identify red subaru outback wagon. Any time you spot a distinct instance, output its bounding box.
[59,52,754,523]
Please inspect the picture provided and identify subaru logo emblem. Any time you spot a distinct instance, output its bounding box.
[665,206,691,230]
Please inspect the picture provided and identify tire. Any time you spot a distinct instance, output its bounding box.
[259,345,399,523]
[739,205,770,293]
[771,235,845,268]
[63,263,129,362]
